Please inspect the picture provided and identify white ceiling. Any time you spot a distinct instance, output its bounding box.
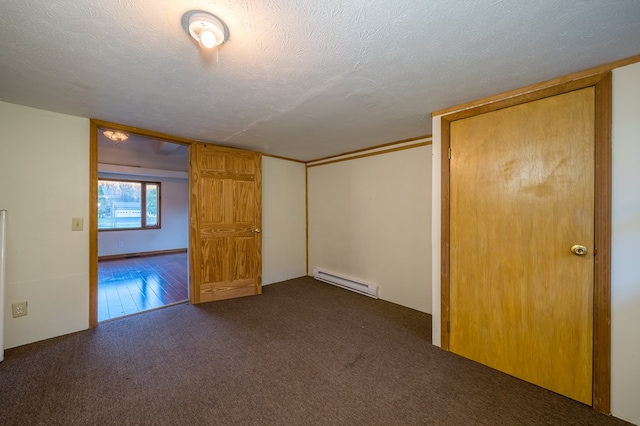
[1,1,639,161]
[98,131,189,172]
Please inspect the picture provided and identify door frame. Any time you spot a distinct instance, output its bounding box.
[88,119,195,327]
[439,72,612,413]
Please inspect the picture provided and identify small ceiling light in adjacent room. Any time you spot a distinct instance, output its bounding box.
[103,130,129,144]
[182,10,229,49]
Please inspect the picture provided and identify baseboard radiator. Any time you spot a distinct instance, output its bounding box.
[312,268,378,299]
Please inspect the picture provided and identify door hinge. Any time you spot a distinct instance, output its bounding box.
[448,147,451,160]
[593,246,597,256]
[447,321,450,333]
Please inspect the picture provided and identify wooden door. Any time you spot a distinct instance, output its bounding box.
[448,88,595,404]
[190,143,262,303]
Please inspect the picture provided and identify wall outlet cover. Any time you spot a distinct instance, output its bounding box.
[12,301,28,318]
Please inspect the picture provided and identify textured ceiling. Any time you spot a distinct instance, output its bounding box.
[1,0,639,161]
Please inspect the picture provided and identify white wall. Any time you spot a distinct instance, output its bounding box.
[308,145,432,313]
[98,174,188,256]
[432,62,640,424]
[261,156,307,285]
[611,62,640,424]
[0,101,90,349]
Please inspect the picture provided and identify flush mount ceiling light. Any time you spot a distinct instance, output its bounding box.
[103,130,128,144]
[182,10,229,49]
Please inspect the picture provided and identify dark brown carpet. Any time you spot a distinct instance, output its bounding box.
[0,277,632,425]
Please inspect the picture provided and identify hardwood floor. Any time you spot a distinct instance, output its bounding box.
[98,252,188,321]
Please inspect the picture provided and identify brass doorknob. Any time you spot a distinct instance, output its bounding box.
[253,228,261,234]
[570,245,588,256]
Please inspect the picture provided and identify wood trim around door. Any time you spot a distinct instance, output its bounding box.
[592,72,612,413]
[439,72,612,413]
[89,121,99,328]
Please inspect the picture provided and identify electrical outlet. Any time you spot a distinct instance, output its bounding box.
[72,217,83,231]
[12,301,28,318]
[118,241,124,248]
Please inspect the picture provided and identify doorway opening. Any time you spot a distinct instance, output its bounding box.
[94,125,190,321]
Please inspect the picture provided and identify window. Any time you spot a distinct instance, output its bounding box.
[98,179,160,230]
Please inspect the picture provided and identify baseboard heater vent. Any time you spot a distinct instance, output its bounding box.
[312,268,378,299]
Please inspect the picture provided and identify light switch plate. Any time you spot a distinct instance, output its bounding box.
[72,218,83,231]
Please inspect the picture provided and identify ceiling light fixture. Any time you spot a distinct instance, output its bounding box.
[182,10,229,49]
[103,130,129,144]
